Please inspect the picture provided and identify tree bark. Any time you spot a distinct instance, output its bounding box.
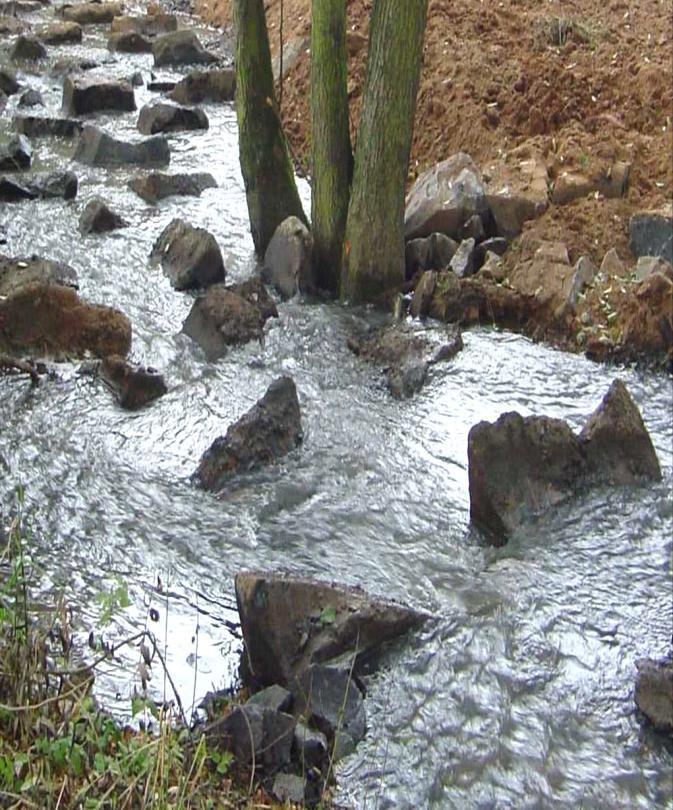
[234,0,307,255]
[342,0,428,303]
[310,0,352,294]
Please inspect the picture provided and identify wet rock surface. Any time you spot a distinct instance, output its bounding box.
[348,321,463,399]
[194,376,302,491]
[36,21,82,44]
[0,170,78,201]
[61,2,123,25]
[152,30,217,67]
[110,12,177,36]
[107,31,153,53]
[137,101,208,135]
[11,33,48,62]
[635,656,673,735]
[168,67,235,104]
[0,253,78,296]
[13,114,82,138]
[17,89,44,108]
[149,218,224,290]
[262,216,314,300]
[181,277,277,360]
[78,198,128,235]
[74,125,170,168]
[0,134,32,171]
[468,380,661,542]
[128,171,216,203]
[62,76,136,116]
[99,355,167,409]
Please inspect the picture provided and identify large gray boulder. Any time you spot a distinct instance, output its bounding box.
[629,204,673,263]
[404,152,488,241]
[13,115,82,138]
[149,218,224,290]
[61,2,123,25]
[73,125,170,168]
[635,657,673,735]
[234,571,428,689]
[0,254,78,296]
[128,171,216,203]
[78,198,127,235]
[262,216,314,300]
[468,380,661,542]
[0,134,31,171]
[137,102,208,135]
[168,68,236,104]
[194,377,302,491]
[152,30,217,67]
[0,171,78,202]
[62,76,135,115]
[182,278,278,361]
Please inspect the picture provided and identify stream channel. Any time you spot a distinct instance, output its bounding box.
[0,4,672,807]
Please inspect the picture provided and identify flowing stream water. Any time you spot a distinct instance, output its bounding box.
[1,6,672,808]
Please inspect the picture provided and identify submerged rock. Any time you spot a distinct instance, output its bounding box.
[149,218,224,290]
[182,277,277,360]
[152,30,217,67]
[168,68,236,104]
[468,380,661,542]
[61,2,123,25]
[0,254,77,296]
[137,102,208,135]
[194,376,302,491]
[14,114,82,138]
[0,283,131,358]
[110,12,177,36]
[99,355,167,409]
[635,656,673,735]
[17,89,44,108]
[78,198,127,235]
[128,171,216,203]
[73,125,170,168]
[62,76,135,115]
[0,134,32,171]
[107,31,153,53]
[0,170,78,202]
[0,67,20,96]
[11,34,47,62]
[348,321,463,399]
[36,21,82,44]
[234,571,427,689]
[262,216,314,300]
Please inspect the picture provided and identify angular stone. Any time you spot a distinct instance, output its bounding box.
[14,114,82,138]
[61,2,123,25]
[635,657,673,734]
[483,152,549,238]
[579,380,661,484]
[0,283,131,358]
[0,67,19,96]
[478,251,506,283]
[404,152,488,240]
[62,76,135,115]
[461,213,485,241]
[0,254,77,296]
[565,255,596,309]
[634,256,673,283]
[137,102,208,135]
[36,21,82,44]
[246,684,292,714]
[50,56,98,77]
[11,34,47,61]
[475,237,508,266]
[99,355,167,409]
[0,134,31,171]
[181,278,277,360]
[449,238,476,278]
[599,247,626,278]
[234,571,427,689]
[629,204,673,263]
[272,774,305,804]
[17,89,43,107]
[405,232,457,280]
[107,31,152,53]
[263,216,314,300]
[195,377,302,491]
[208,704,295,771]
[110,12,178,36]
[152,30,217,68]
[74,125,170,168]
[551,162,630,205]
[78,198,127,234]
[149,218,223,290]
[169,68,235,104]
[0,170,78,202]
[128,171,216,203]
[410,270,436,319]
[293,722,328,769]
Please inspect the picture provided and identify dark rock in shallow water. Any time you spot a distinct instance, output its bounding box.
[635,656,673,735]
[137,102,208,135]
[62,75,135,115]
[0,254,78,296]
[234,571,427,689]
[149,218,223,290]
[262,216,314,300]
[468,379,661,542]
[50,56,98,76]
[11,34,47,62]
[99,355,167,409]
[110,12,177,36]
[61,2,123,25]
[107,31,153,53]
[148,79,176,93]
[17,89,43,107]
[152,30,217,68]
[78,198,127,235]
[181,278,277,360]
[0,170,78,201]
[194,377,302,491]
[128,171,216,203]
[0,283,131,359]
[74,125,169,168]
[0,67,20,95]
[14,115,82,138]
[348,321,463,399]
[36,21,82,44]
[168,68,235,104]
[0,134,32,171]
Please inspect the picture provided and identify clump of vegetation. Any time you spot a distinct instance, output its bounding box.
[534,16,604,49]
[0,490,291,809]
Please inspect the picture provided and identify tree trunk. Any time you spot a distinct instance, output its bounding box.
[234,0,307,256]
[342,0,428,303]
[310,0,352,294]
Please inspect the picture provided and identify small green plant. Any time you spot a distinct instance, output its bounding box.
[97,575,132,624]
